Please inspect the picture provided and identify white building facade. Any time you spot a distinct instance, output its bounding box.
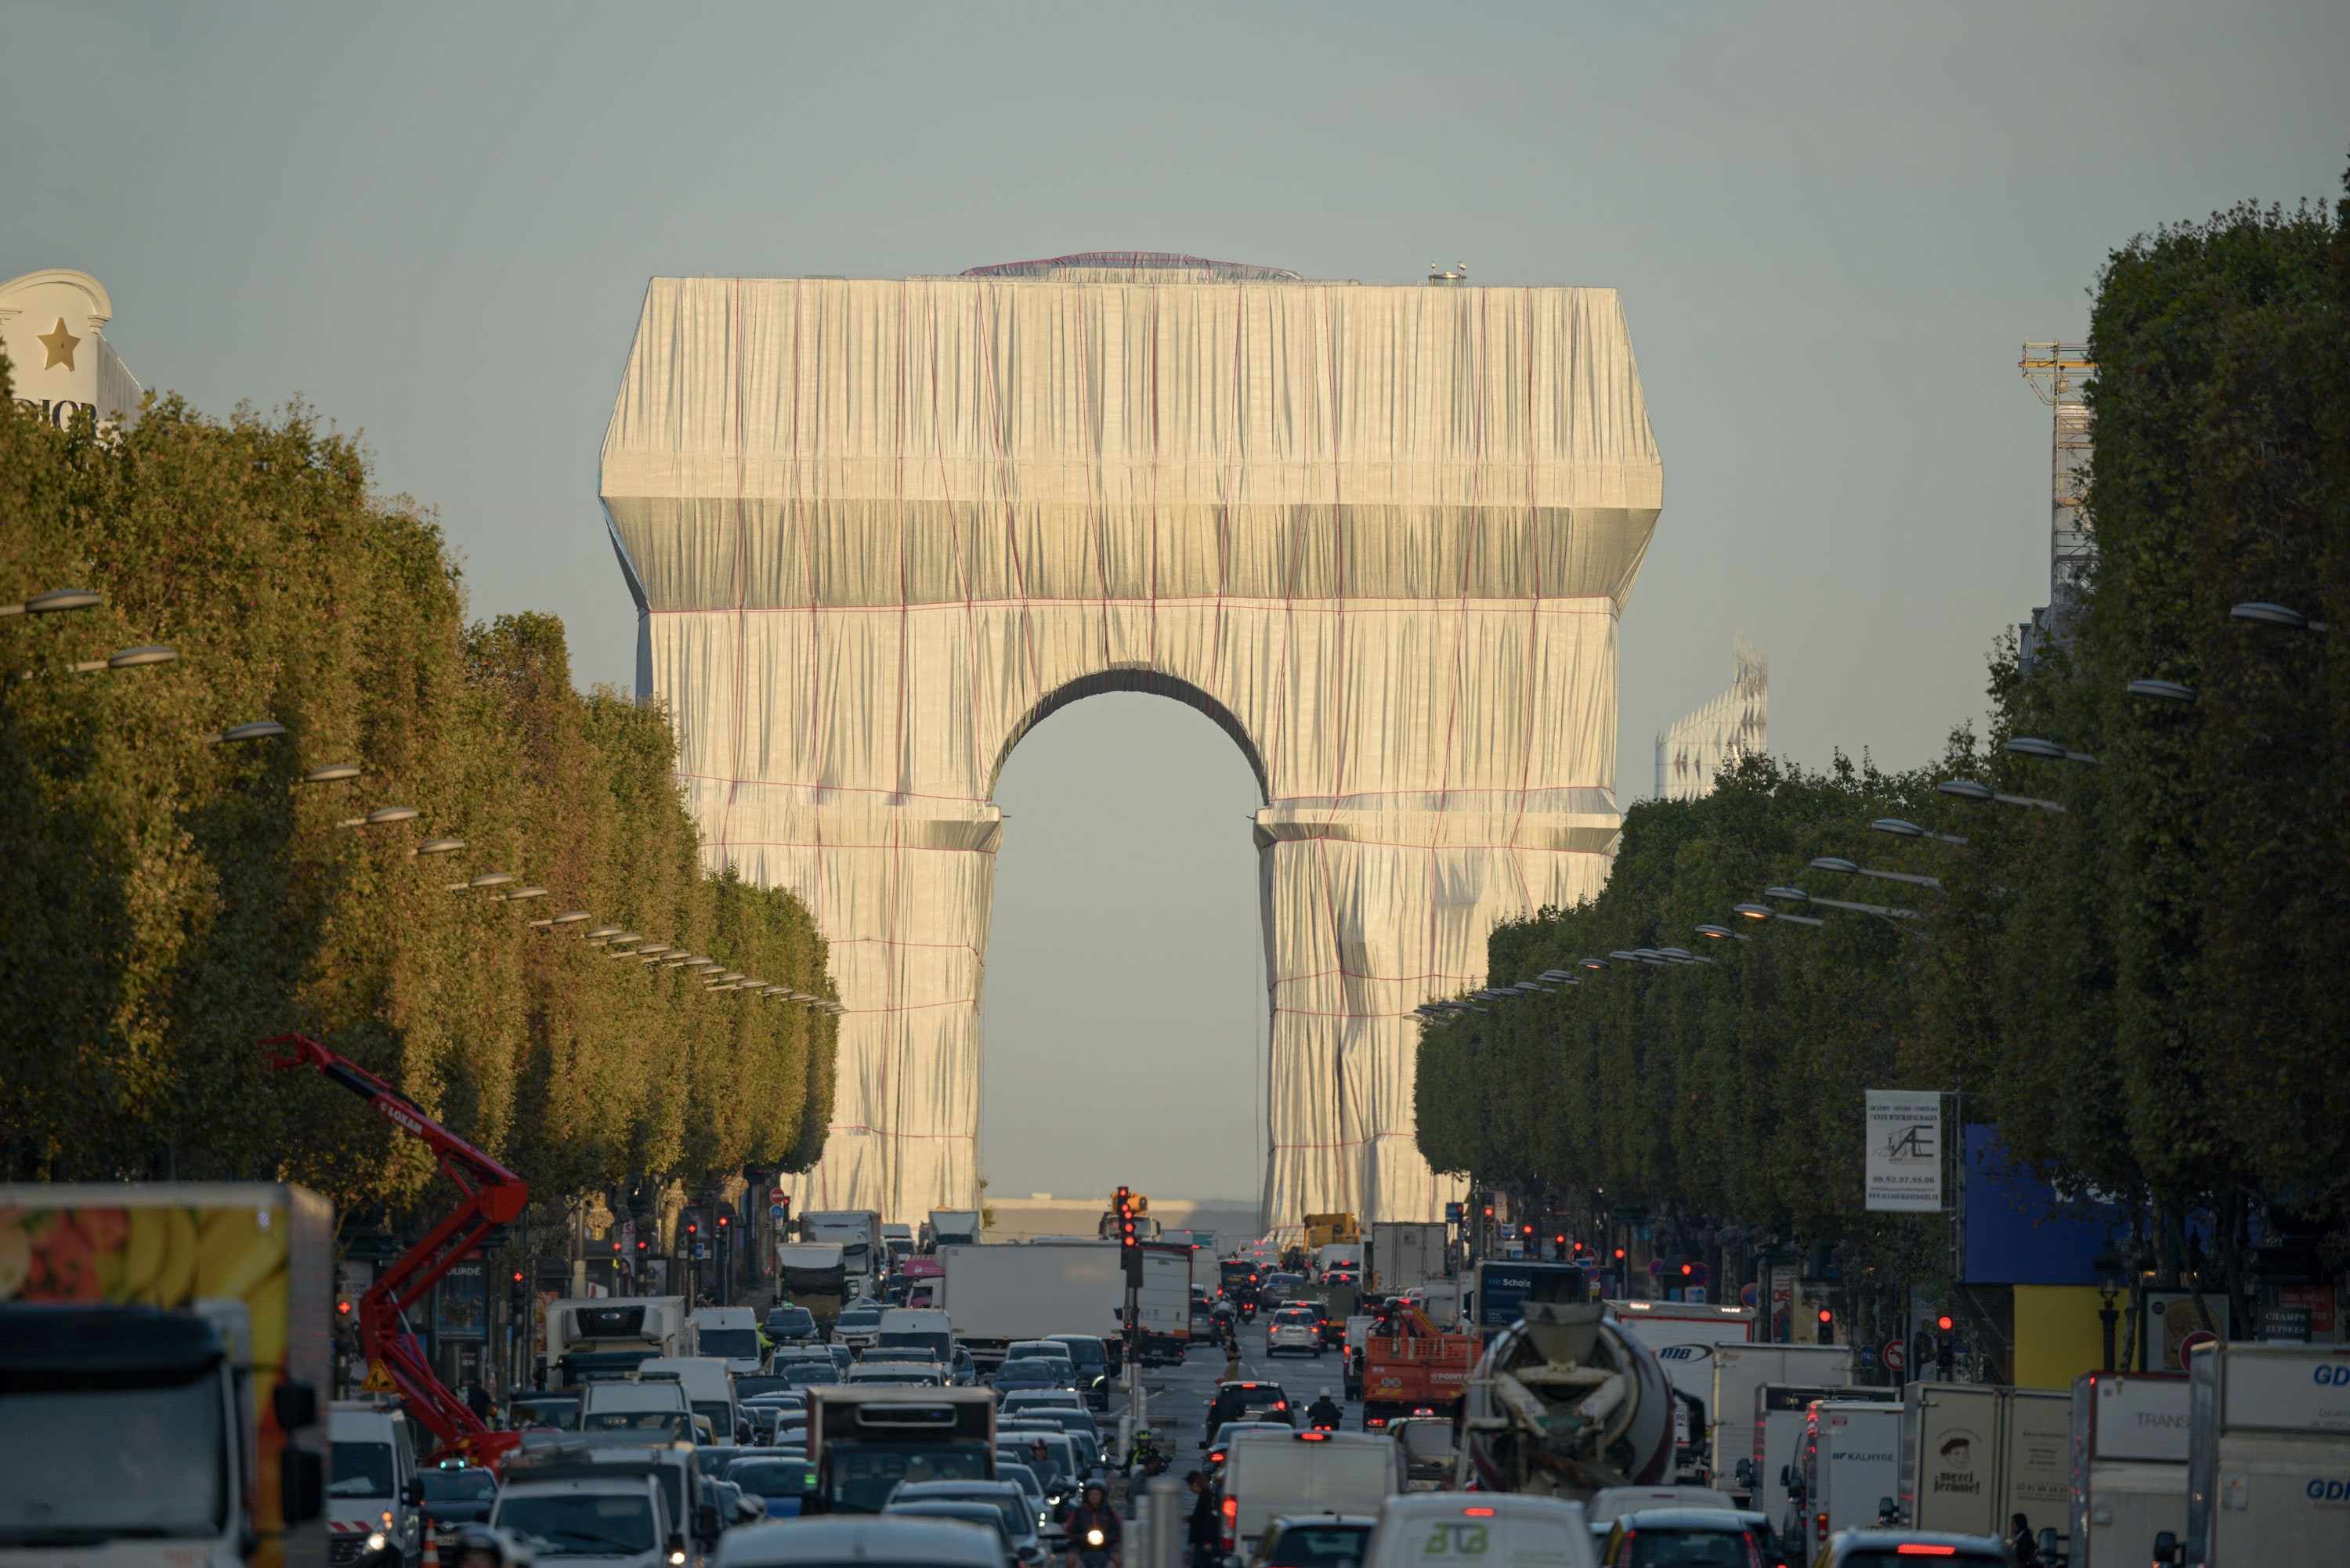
[1,269,142,428]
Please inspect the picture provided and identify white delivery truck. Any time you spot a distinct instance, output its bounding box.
[935,1240,1123,1368]
[1795,1399,1904,1553]
[1314,1243,1364,1277]
[800,1211,884,1295]
[689,1306,764,1375]
[1218,1429,1403,1557]
[1899,1382,2070,1538]
[1757,1383,1897,1541]
[1133,1242,1195,1366]
[1611,1301,1755,1484]
[2069,1371,2188,1568]
[1368,1223,1448,1294]
[1710,1344,1850,1500]
[2183,1340,2350,1568]
[544,1296,696,1386]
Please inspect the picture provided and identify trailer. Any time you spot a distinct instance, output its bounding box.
[2184,1340,2350,1568]
[935,1240,1123,1367]
[1133,1242,1194,1365]
[1610,1300,1756,1485]
[1368,1222,1449,1295]
[1755,1383,1896,1541]
[2068,1371,2187,1568]
[1897,1381,2070,1538]
[1708,1343,1852,1500]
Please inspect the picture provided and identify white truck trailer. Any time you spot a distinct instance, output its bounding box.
[1795,1399,1904,1553]
[1757,1383,1896,1541]
[1897,1381,2070,1538]
[2069,1371,2188,1568]
[924,1209,982,1251]
[2183,1340,2350,1568]
[1368,1222,1448,1294]
[1611,1300,1755,1485]
[800,1210,883,1295]
[935,1240,1124,1367]
[1709,1343,1852,1500]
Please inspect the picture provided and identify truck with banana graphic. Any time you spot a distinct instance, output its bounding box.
[0,1182,335,1568]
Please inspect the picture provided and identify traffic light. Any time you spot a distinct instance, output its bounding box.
[335,1294,356,1325]
[1817,1306,1835,1345]
[716,1212,731,1233]
[1613,1247,1628,1262]
[1935,1315,1956,1378]
[508,1269,527,1314]
[1115,1187,1140,1284]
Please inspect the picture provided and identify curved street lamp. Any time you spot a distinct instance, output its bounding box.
[2231,601,2327,633]
[2128,678,2197,704]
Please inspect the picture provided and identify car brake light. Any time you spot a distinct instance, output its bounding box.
[1296,1431,1328,1441]
[1272,1400,1287,1410]
[1462,1508,1495,1517]
[1894,1550,1957,1558]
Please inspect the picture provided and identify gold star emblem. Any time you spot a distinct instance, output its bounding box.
[37,317,80,372]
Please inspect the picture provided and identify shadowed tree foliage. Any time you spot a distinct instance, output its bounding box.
[0,375,836,1210]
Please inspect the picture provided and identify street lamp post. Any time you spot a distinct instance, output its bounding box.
[2093,1244,2124,1372]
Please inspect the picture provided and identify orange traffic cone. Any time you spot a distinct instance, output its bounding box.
[421,1528,442,1568]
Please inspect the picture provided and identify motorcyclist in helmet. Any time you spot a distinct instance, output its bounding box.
[1305,1387,1344,1431]
[1064,1479,1123,1568]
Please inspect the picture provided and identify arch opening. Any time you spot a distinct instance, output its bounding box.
[986,666,1270,805]
[980,690,1267,1212]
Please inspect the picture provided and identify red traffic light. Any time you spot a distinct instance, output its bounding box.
[717,1214,730,1229]
[1520,1224,1534,1237]
[1679,1262,1694,1277]
[336,1299,353,1317]
[1481,1205,1495,1219]
[1613,1248,1627,1260]
[1553,1234,1566,1246]
[511,1270,524,1284]
[1817,1308,1834,1324]
[1936,1314,1954,1332]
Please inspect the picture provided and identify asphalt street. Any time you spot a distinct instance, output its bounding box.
[1111,1316,1357,1468]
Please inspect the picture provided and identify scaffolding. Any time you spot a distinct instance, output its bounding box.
[2019,343,2093,656]
[1654,633,1768,801]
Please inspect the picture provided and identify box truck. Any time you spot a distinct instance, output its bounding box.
[0,1182,334,1568]
[1368,1223,1448,1294]
[1611,1300,1755,1483]
[1709,1343,1851,1499]
[2182,1340,2350,1568]
[1756,1383,1896,1540]
[1898,1382,2070,1538]
[2069,1371,2187,1568]
[543,1296,696,1386]
[1133,1243,1194,1366]
[800,1211,883,1295]
[1795,1399,1904,1552]
[935,1241,1123,1367]
[776,1242,849,1328]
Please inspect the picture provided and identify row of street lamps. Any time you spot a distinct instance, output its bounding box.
[5,586,842,1020]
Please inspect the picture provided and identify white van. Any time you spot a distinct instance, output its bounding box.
[639,1357,743,1447]
[578,1378,692,1438]
[690,1307,765,1377]
[1220,1429,1403,1555]
[1362,1493,1596,1568]
[329,1401,422,1568]
[494,1465,675,1568]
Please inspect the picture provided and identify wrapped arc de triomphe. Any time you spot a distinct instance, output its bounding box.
[597,255,1662,1234]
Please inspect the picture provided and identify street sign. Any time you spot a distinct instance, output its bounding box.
[768,1203,785,1220]
[1882,1339,1907,1372]
[1741,1282,1760,1310]
[1444,1201,1463,1223]
[768,1186,787,1203]
[2177,1328,2220,1368]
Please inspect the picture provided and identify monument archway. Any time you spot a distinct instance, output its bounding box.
[598,255,1662,1234]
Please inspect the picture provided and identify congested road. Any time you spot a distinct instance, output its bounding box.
[1119,1315,1358,1469]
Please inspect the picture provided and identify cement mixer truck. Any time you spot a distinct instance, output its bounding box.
[1461,1297,1677,1498]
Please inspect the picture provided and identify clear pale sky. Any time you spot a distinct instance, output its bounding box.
[6,3,2341,1201]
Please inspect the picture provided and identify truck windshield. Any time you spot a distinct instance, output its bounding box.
[330,1442,397,1497]
[582,1411,691,1436]
[0,1370,226,1543]
[699,1330,759,1359]
[496,1493,657,1557]
[826,1444,989,1513]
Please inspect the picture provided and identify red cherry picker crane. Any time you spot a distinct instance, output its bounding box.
[265,1032,530,1469]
